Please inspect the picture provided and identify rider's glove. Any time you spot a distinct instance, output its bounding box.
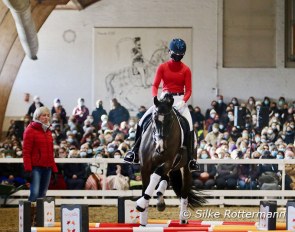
[175,100,186,113]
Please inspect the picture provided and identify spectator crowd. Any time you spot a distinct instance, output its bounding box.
[1,94,295,192]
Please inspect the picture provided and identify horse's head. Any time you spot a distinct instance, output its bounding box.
[152,93,175,153]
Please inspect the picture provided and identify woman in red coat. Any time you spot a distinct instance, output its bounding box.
[23,106,58,202]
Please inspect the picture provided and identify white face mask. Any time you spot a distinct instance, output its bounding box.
[213,128,219,133]
[210,114,216,119]
[16,151,22,156]
[80,151,87,157]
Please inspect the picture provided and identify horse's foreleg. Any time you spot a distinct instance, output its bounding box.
[140,207,149,227]
[136,172,161,212]
[179,167,191,224]
[156,176,169,212]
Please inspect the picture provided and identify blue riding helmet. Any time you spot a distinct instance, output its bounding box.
[169,38,186,55]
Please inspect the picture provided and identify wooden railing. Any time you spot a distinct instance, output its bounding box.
[1,158,295,206]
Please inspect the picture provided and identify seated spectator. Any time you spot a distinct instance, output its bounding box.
[108,98,130,126]
[63,149,87,190]
[0,158,26,187]
[237,158,259,190]
[106,153,130,190]
[72,97,89,126]
[193,121,204,145]
[79,143,93,158]
[205,123,220,146]
[48,148,67,190]
[285,124,295,145]
[51,98,67,127]
[215,161,238,190]
[98,114,113,132]
[205,109,218,131]
[258,151,281,190]
[246,96,256,115]
[127,163,142,190]
[91,99,107,129]
[119,121,130,138]
[136,105,147,120]
[27,95,44,118]
[230,97,240,107]
[285,163,295,190]
[216,95,227,117]
[192,150,216,190]
[205,100,218,120]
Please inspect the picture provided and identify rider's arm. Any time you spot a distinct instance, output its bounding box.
[183,67,192,103]
[152,64,163,97]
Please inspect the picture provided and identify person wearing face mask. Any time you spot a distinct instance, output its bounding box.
[216,95,227,117]
[91,100,107,129]
[27,96,44,119]
[205,109,219,131]
[205,123,220,147]
[285,125,295,145]
[124,38,199,172]
[72,98,90,126]
[63,149,87,190]
[51,98,67,126]
[205,100,218,120]
[230,126,241,142]
[191,150,216,190]
[262,96,271,109]
[230,97,239,107]
[246,96,256,115]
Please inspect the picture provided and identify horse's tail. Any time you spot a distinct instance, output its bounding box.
[169,170,207,209]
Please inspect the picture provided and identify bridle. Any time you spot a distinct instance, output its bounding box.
[152,105,176,152]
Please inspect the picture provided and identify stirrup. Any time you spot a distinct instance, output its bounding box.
[188,160,199,172]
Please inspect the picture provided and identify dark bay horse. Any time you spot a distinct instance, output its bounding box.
[135,93,206,226]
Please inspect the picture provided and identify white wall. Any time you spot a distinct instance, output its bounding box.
[5,0,293,123]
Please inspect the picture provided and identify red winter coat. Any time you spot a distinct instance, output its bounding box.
[23,122,58,173]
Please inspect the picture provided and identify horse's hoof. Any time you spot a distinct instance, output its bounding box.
[156,194,166,212]
[180,219,188,224]
[156,202,166,212]
[136,205,145,212]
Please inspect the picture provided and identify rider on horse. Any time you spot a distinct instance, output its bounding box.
[124,38,199,172]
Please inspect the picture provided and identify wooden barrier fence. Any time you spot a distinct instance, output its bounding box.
[1,158,295,206]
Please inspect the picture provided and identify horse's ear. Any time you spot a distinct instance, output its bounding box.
[154,96,159,106]
[170,97,174,107]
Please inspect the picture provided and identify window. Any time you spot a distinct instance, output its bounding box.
[223,0,276,68]
[286,0,295,67]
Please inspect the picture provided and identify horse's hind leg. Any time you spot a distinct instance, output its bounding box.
[156,175,169,212]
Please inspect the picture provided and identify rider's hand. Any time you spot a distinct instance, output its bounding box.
[175,100,186,113]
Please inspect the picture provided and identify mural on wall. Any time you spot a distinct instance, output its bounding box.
[93,27,192,113]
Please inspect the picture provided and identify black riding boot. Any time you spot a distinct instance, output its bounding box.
[124,125,142,164]
[187,131,199,172]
